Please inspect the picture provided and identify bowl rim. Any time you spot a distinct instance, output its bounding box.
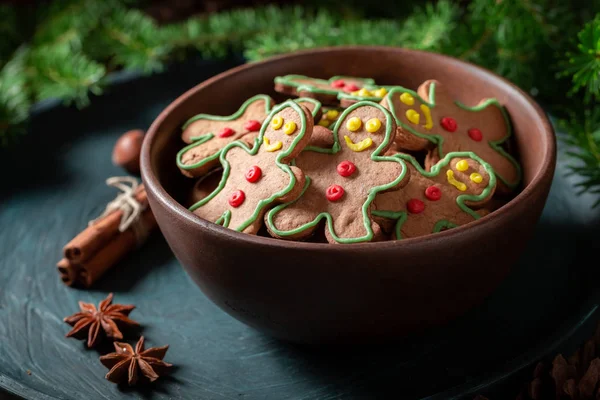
[141,45,556,250]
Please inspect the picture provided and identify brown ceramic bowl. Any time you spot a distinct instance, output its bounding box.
[141,46,556,344]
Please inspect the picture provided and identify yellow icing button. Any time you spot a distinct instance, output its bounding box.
[373,88,387,98]
[456,160,469,171]
[351,90,361,96]
[400,92,414,106]
[318,119,330,127]
[366,118,382,133]
[470,172,483,183]
[271,116,283,130]
[283,121,297,135]
[358,88,371,97]
[326,110,339,120]
[406,109,420,125]
[346,117,362,132]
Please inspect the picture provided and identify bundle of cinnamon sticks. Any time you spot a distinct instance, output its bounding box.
[57,180,157,288]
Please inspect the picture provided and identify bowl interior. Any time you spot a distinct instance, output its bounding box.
[147,46,553,244]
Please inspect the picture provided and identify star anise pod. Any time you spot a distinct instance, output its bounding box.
[64,293,139,348]
[99,336,172,386]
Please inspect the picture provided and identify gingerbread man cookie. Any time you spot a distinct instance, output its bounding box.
[189,100,314,234]
[177,94,275,178]
[372,151,496,239]
[380,80,521,193]
[266,101,409,244]
[177,96,322,178]
[274,75,376,106]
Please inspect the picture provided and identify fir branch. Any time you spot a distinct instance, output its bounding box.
[0,47,32,145]
[558,108,600,207]
[87,8,171,73]
[561,13,600,103]
[28,44,105,107]
[244,1,459,61]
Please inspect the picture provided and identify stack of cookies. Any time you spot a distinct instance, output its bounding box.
[175,75,522,244]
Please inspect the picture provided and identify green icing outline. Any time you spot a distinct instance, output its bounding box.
[176,96,321,172]
[266,101,408,244]
[382,84,522,189]
[336,85,400,103]
[274,74,376,97]
[188,100,309,232]
[371,151,496,239]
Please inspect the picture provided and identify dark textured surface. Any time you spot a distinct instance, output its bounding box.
[0,58,599,400]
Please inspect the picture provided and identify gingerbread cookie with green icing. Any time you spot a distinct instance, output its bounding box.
[177,96,322,178]
[372,151,496,239]
[177,94,275,178]
[265,101,409,244]
[337,85,395,108]
[189,100,314,234]
[274,75,376,106]
[380,80,521,193]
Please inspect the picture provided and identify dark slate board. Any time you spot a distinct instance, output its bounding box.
[1,58,600,400]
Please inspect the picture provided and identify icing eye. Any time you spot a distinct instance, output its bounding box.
[245,166,262,183]
[326,185,345,201]
[343,83,360,93]
[373,88,387,97]
[407,199,425,214]
[336,160,356,177]
[228,190,245,207]
[346,117,362,132]
[400,92,414,105]
[366,118,382,133]
[271,116,283,130]
[406,110,420,125]
[468,128,483,142]
[283,121,297,135]
[218,127,235,138]
[441,117,457,132]
[455,160,469,171]
[470,172,483,183]
[244,120,261,132]
[326,110,339,120]
[424,186,442,201]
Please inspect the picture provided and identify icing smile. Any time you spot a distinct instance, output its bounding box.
[263,136,282,152]
[446,170,467,191]
[344,135,372,152]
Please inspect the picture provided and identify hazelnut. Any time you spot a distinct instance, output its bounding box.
[112,129,144,174]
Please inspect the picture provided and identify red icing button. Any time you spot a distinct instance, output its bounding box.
[425,186,442,201]
[326,185,345,202]
[218,127,236,138]
[331,79,345,88]
[245,166,262,183]
[343,83,360,93]
[468,128,483,142]
[228,190,245,207]
[407,199,425,214]
[440,117,457,132]
[336,161,356,177]
[244,120,261,132]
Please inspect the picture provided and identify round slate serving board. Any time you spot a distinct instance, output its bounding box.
[1,58,600,400]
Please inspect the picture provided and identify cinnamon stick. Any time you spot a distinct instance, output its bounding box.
[63,185,147,263]
[58,207,156,288]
